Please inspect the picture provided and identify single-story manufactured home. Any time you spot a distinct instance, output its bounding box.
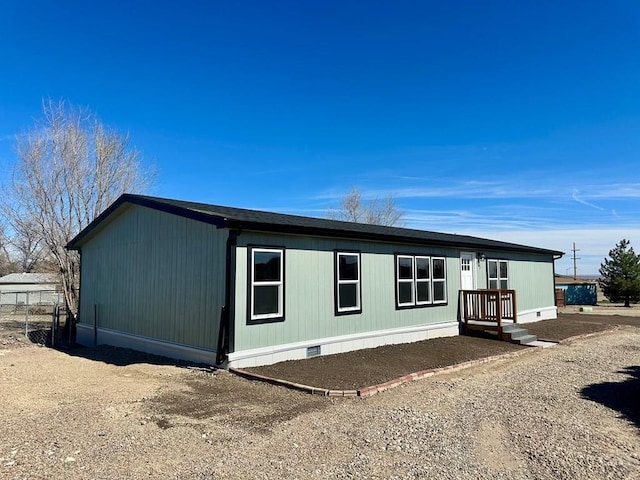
[67,194,564,368]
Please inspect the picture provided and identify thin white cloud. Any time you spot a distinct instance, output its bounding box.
[292,169,640,275]
[571,190,605,210]
[316,174,640,204]
[585,183,640,198]
[314,181,557,201]
[262,194,638,275]
[278,205,632,274]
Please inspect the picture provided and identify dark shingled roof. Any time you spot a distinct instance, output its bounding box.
[67,194,564,256]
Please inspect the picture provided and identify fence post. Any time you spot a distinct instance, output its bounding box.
[51,305,56,346]
[56,305,60,344]
[24,291,30,338]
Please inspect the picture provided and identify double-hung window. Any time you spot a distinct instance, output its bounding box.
[432,257,447,303]
[396,255,447,308]
[488,259,508,289]
[249,247,284,323]
[335,252,361,314]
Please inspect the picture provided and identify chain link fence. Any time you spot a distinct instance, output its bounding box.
[0,290,67,346]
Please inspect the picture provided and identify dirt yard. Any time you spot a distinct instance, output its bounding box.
[247,313,621,390]
[1,312,640,478]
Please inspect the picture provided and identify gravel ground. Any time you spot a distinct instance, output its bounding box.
[1,325,639,479]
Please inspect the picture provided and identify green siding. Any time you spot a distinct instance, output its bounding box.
[78,207,556,356]
[78,204,227,350]
[478,251,555,311]
[233,233,556,352]
[233,232,462,352]
[505,254,555,312]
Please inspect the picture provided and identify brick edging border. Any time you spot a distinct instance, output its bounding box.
[357,346,543,397]
[228,326,627,398]
[228,367,359,397]
[229,345,547,398]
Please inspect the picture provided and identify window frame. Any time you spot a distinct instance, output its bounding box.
[334,251,362,316]
[396,255,416,307]
[414,256,432,305]
[487,259,509,290]
[247,246,285,325]
[395,254,447,309]
[431,256,447,304]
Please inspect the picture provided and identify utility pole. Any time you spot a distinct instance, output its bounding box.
[571,242,581,280]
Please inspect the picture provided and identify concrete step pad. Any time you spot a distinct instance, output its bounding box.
[516,334,538,345]
[526,340,557,348]
[501,324,521,333]
[510,330,532,340]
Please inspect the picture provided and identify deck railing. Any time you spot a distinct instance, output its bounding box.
[461,289,517,331]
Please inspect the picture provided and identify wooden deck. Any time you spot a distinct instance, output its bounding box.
[461,289,517,340]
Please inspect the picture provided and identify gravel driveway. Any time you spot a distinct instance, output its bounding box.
[1,327,639,479]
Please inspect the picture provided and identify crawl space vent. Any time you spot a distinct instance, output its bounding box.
[307,346,321,358]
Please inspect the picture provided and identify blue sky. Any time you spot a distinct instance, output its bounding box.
[1,1,639,275]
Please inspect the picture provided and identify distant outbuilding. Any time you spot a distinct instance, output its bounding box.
[554,275,598,306]
[0,273,61,306]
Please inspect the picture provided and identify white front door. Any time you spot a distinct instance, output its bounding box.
[460,252,476,290]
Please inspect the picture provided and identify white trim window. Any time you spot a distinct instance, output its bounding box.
[250,247,284,322]
[336,252,361,314]
[415,256,432,304]
[397,255,415,306]
[432,257,447,303]
[488,259,508,289]
[396,255,446,307]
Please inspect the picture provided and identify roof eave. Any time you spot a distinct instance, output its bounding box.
[225,220,564,256]
[66,194,228,250]
[67,194,564,257]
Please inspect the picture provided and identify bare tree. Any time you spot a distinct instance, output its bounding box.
[6,216,47,273]
[328,187,403,226]
[0,222,17,276]
[5,99,153,322]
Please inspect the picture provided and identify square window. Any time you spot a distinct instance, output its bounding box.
[339,254,359,281]
[416,281,430,303]
[398,282,414,305]
[254,251,281,282]
[433,281,446,302]
[253,285,280,316]
[338,284,358,309]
